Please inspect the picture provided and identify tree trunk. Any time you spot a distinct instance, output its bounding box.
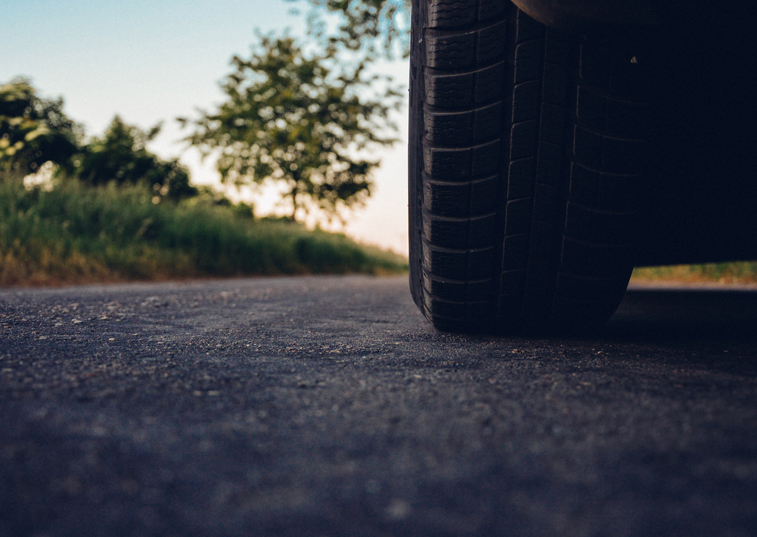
[289,185,298,222]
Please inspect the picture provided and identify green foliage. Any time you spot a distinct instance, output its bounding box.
[293,0,411,57]
[76,116,197,201]
[0,77,83,177]
[0,179,406,286]
[1,79,198,202]
[189,185,255,219]
[181,34,401,222]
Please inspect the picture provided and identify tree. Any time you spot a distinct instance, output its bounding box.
[293,0,410,57]
[0,77,82,178]
[77,116,197,201]
[181,35,400,222]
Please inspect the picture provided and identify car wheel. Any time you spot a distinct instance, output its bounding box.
[408,0,647,333]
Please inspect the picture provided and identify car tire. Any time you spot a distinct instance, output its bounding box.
[408,0,647,333]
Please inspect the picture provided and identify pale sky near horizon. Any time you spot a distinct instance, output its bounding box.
[1,0,410,255]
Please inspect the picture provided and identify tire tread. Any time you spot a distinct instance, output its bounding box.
[410,0,643,333]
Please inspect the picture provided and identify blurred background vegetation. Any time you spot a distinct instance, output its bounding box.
[0,178,405,286]
[0,1,410,286]
[631,264,757,285]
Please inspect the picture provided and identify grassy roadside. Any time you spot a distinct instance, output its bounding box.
[631,263,757,285]
[0,179,407,287]
[5,178,754,288]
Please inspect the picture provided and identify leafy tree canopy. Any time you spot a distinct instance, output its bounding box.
[77,116,196,201]
[0,77,83,178]
[292,0,410,57]
[181,34,400,222]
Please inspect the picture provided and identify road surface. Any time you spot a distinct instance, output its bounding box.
[1,276,756,536]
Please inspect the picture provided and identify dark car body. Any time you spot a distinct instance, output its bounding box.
[512,0,656,30]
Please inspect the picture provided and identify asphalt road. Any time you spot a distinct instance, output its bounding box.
[1,276,756,537]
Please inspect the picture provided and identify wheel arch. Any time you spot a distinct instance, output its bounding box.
[510,0,656,31]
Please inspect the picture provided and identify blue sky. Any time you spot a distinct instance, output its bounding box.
[1,0,409,254]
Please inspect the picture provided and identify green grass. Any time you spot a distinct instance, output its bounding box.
[632,263,757,285]
[0,178,407,286]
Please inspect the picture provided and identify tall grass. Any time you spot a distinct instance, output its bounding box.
[632,263,757,285]
[0,179,406,286]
